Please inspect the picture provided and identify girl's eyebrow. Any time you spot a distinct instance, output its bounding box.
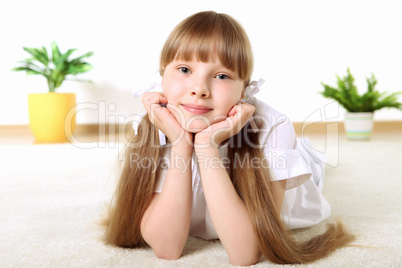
[173,60,193,66]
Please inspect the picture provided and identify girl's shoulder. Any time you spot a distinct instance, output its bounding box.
[249,97,295,138]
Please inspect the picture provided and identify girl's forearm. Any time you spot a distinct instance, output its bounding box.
[141,143,193,260]
[196,148,262,266]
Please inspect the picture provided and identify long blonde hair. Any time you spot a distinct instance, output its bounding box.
[104,11,354,263]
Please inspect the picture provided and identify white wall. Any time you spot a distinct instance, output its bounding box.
[1,0,401,125]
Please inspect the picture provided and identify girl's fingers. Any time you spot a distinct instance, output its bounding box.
[227,105,237,117]
[140,92,187,143]
[141,92,168,109]
[227,103,255,131]
[141,92,169,123]
[196,103,255,147]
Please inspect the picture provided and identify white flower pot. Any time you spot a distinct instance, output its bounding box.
[344,112,374,140]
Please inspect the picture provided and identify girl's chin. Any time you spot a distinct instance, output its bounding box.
[179,117,210,133]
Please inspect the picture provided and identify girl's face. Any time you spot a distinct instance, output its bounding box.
[161,57,244,133]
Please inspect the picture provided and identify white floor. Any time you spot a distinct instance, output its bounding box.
[0,137,401,267]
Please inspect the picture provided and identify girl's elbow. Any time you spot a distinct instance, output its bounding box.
[153,244,183,260]
[142,224,187,260]
[229,250,261,266]
[229,256,260,267]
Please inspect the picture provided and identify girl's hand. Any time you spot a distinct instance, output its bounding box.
[141,92,193,147]
[194,102,255,152]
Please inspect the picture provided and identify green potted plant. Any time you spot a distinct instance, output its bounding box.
[12,42,93,143]
[320,68,402,140]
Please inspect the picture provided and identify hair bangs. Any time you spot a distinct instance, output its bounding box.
[160,11,253,85]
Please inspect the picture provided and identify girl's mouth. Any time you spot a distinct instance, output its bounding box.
[182,104,213,115]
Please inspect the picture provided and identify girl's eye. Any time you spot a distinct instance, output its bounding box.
[179,67,191,74]
[216,74,229,80]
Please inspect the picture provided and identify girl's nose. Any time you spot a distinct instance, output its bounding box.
[191,89,210,98]
[190,79,210,98]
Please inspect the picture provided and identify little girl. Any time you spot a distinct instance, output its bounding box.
[104,11,354,265]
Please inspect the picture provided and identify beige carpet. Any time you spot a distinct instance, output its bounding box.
[0,138,401,267]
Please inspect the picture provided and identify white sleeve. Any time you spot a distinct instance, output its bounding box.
[259,116,312,190]
[154,168,167,193]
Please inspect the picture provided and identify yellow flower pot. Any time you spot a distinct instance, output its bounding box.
[28,93,76,143]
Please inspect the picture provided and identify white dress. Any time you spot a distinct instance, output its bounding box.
[153,97,331,240]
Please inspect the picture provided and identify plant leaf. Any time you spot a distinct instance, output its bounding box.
[66,78,93,83]
[69,51,94,65]
[40,46,49,63]
[67,63,93,74]
[51,42,61,65]
[15,42,93,92]
[366,74,377,93]
[320,68,402,112]
[12,66,43,75]
[55,48,77,70]
[23,47,49,66]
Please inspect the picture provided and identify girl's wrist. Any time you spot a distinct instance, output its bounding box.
[171,138,194,157]
[194,146,223,173]
[194,134,217,151]
[194,143,220,158]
